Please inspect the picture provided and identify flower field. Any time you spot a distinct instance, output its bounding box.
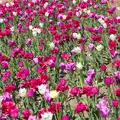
[1,0,120,120]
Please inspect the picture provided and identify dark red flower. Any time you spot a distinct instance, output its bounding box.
[116,88,120,97]
[108,40,117,49]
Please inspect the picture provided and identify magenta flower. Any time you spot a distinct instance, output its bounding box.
[112,100,119,107]
[61,116,70,120]
[85,76,93,85]
[96,98,110,118]
[104,76,114,86]
[16,68,29,79]
[10,108,18,118]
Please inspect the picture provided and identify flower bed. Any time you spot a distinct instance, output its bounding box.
[0,0,120,120]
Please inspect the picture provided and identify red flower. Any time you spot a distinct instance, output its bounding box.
[91,34,101,42]
[2,101,16,114]
[48,102,61,113]
[75,102,88,113]
[22,109,31,119]
[108,40,117,49]
[4,84,16,93]
[73,20,80,28]
[82,86,99,97]
[16,68,29,79]
[100,64,107,71]
[61,52,70,60]
[116,88,120,97]
[56,78,69,92]
[108,27,117,34]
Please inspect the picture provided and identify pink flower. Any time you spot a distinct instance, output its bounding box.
[75,102,88,113]
[28,116,37,120]
[100,64,107,71]
[16,68,29,79]
[112,100,119,107]
[96,98,110,118]
[56,78,69,92]
[104,76,114,86]
[88,44,94,51]
[61,116,70,120]
[26,39,32,45]
[44,89,51,101]
[10,108,18,118]
[27,90,34,97]
[116,118,120,120]
[1,61,8,69]
[85,76,93,85]
[70,86,82,96]
[8,40,16,47]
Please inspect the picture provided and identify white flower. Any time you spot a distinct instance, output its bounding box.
[96,44,104,51]
[73,33,78,38]
[0,0,3,4]
[76,33,81,39]
[62,15,66,20]
[0,18,3,23]
[117,7,120,11]
[38,84,47,95]
[72,47,81,54]
[45,12,49,17]
[13,12,17,16]
[76,12,80,17]
[36,28,41,34]
[10,2,14,6]
[49,42,55,49]
[10,27,14,32]
[44,2,48,8]
[98,18,105,24]
[6,3,10,7]
[102,23,107,28]
[83,0,87,2]
[41,112,53,120]
[29,25,33,30]
[73,0,76,4]
[83,8,87,13]
[76,11,82,17]
[32,31,37,36]
[109,34,116,40]
[87,10,91,14]
[117,16,120,19]
[73,33,81,39]
[19,88,27,97]
[28,3,31,7]
[76,62,83,70]
[39,23,44,28]
[32,0,35,2]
